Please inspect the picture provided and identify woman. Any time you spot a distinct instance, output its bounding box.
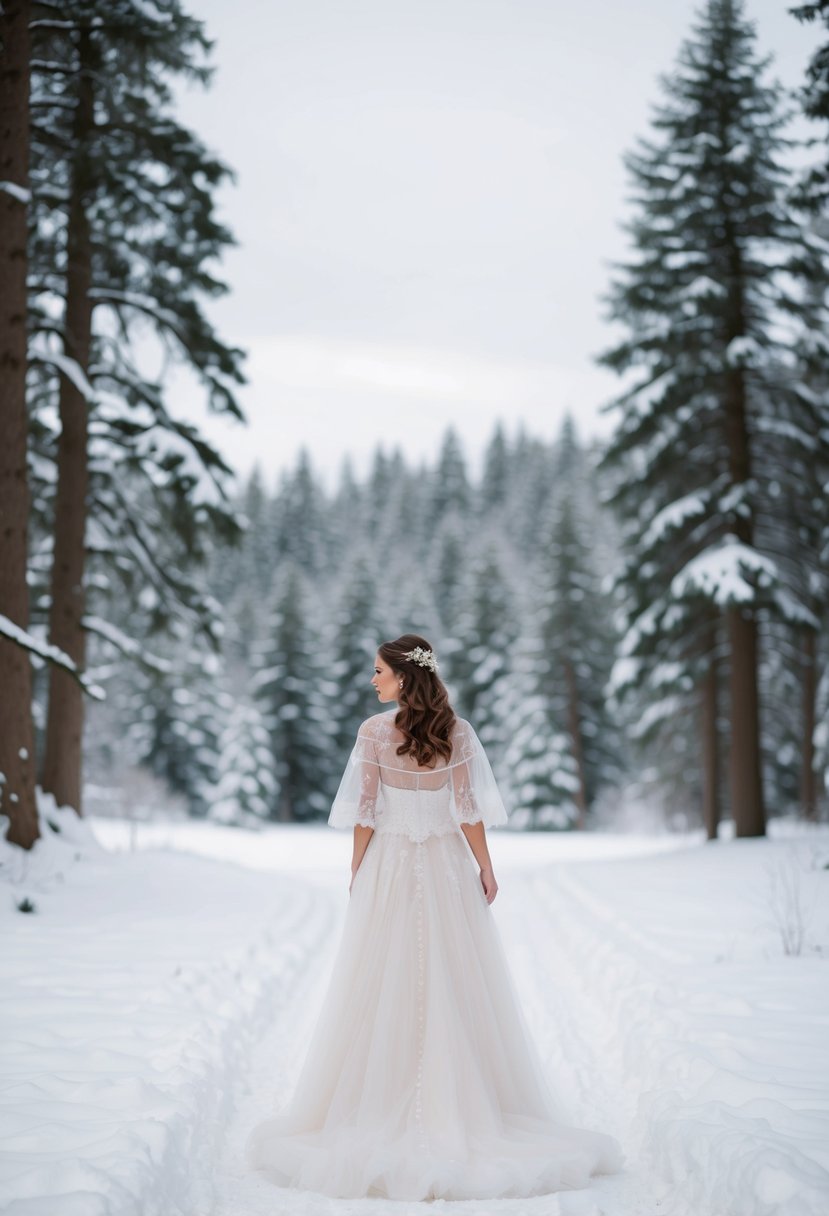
[245,633,624,1200]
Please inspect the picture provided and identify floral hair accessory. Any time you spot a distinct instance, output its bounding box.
[404,646,439,673]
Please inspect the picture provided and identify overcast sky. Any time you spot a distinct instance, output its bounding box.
[161,0,819,491]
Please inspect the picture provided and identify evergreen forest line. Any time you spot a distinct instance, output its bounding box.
[87,414,828,837]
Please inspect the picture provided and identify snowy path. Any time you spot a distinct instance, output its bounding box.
[4,818,827,1216]
[207,836,829,1216]
[501,871,666,1216]
[527,847,829,1216]
[209,884,344,1216]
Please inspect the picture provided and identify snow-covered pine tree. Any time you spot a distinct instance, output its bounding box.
[28,0,246,815]
[492,628,582,830]
[270,449,331,579]
[364,447,411,554]
[328,551,384,757]
[507,426,558,559]
[431,427,470,521]
[329,457,366,574]
[210,466,277,668]
[597,0,829,837]
[451,538,517,748]
[788,1,829,819]
[209,699,278,826]
[128,651,232,819]
[790,1,829,213]
[478,422,510,519]
[0,0,39,848]
[537,423,622,826]
[431,517,469,637]
[254,561,337,822]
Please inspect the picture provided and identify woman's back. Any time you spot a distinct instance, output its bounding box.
[327,708,509,840]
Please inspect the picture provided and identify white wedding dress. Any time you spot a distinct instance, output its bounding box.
[245,709,624,1201]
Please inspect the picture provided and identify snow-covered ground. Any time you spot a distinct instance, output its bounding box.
[1,804,828,1216]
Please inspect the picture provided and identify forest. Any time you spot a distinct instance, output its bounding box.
[2,0,828,849]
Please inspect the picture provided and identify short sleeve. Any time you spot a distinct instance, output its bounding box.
[327,722,381,829]
[448,719,509,829]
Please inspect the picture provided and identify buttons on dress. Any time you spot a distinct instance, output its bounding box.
[413,841,428,1150]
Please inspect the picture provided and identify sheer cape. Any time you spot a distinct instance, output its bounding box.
[327,710,509,840]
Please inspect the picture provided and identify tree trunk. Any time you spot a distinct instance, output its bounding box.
[40,29,96,815]
[726,605,765,836]
[800,626,819,822]
[0,0,39,849]
[700,649,720,841]
[563,655,587,829]
[723,275,766,835]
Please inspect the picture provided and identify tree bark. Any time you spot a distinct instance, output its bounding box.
[726,604,765,836]
[40,28,95,815]
[0,0,39,849]
[723,255,766,835]
[700,648,720,841]
[800,626,820,822]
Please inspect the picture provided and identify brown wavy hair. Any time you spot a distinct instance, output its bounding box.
[378,633,456,767]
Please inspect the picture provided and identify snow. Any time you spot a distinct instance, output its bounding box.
[81,615,172,674]
[2,805,829,1216]
[670,536,779,605]
[0,181,31,205]
[686,274,726,298]
[29,345,99,404]
[0,615,105,700]
[641,489,710,549]
[725,334,765,368]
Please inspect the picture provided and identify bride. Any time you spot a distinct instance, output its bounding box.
[245,633,624,1201]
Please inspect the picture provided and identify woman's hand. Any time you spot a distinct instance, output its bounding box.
[480,865,498,904]
[349,867,357,896]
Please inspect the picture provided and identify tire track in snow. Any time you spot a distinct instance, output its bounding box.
[497,864,679,1216]
[205,877,343,1216]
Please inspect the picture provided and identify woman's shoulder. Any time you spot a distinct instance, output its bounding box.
[450,714,474,738]
[357,709,397,739]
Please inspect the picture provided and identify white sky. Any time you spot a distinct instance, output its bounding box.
[160,0,819,491]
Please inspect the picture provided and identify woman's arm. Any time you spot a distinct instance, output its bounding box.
[348,743,379,893]
[350,824,374,892]
[451,753,499,904]
[459,821,498,903]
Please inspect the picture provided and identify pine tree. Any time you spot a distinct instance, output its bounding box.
[29,0,246,815]
[212,466,276,666]
[329,551,384,756]
[538,488,620,825]
[508,427,557,559]
[431,427,470,521]
[790,1,829,212]
[479,422,510,518]
[254,562,336,822]
[0,0,38,847]
[330,456,366,573]
[598,0,829,836]
[129,652,232,818]
[451,538,516,741]
[431,517,469,634]
[788,0,829,820]
[492,630,582,830]
[271,449,330,578]
[209,699,278,826]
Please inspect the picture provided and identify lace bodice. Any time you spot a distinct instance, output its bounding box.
[327,710,509,840]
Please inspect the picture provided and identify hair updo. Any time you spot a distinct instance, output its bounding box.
[377,633,456,767]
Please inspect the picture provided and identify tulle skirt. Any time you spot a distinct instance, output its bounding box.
[245,827,624,1201]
